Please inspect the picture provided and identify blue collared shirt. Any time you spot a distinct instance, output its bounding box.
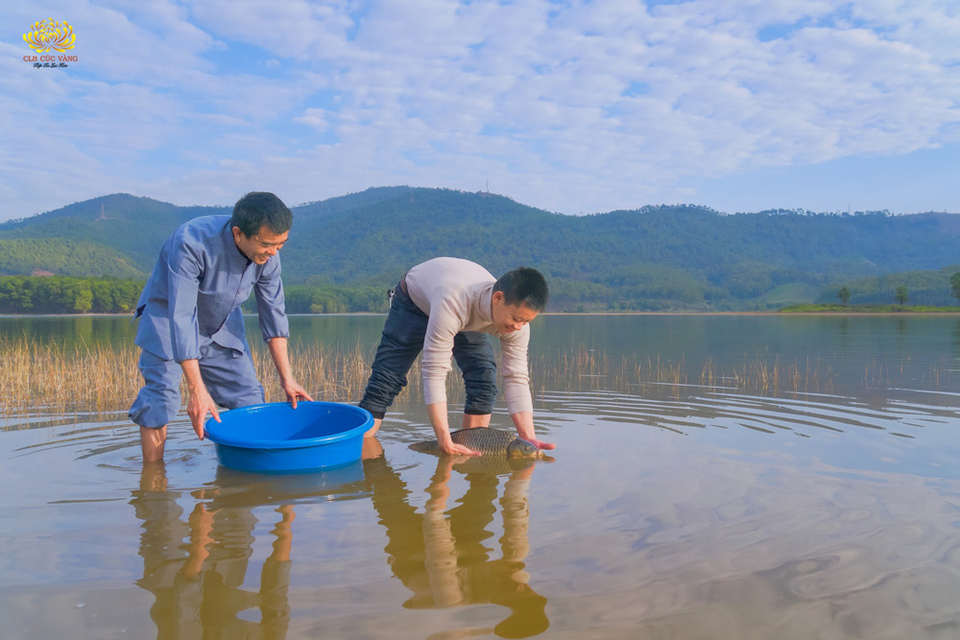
[134,215,289,362]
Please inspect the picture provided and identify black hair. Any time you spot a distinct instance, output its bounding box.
[493,266,549,312]
[229,192,292,237]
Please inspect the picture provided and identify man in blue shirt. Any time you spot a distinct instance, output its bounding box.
[129,192,313,462]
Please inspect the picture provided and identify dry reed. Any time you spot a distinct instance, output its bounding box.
[0,338,940,423]
[254,341,465,406]
[0,337,461,423]
[0,336,142,420]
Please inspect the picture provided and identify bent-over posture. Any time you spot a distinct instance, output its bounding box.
[129,192,313,462]
[359,257,554,456]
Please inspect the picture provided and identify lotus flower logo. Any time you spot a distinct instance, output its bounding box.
[23,18,75,53]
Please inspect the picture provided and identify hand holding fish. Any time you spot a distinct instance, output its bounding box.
[411,428,545,458]
[428,402,482,456]
[525,437,555,451]
[511,411,555,451]
[437,433,482,456]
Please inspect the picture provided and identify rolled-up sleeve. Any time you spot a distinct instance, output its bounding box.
[255,255,290,342]
[167,244,202,363]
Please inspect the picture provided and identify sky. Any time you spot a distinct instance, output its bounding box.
[1,0,958,222]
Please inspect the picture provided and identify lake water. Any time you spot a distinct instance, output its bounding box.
[2,314,960,639]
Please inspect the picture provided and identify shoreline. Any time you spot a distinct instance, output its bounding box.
[3,310,960,319]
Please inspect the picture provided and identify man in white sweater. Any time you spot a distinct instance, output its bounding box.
[359,257,555,455]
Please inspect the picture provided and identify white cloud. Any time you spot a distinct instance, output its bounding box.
[0,0,958,220]
[294,107,332,132]
[187,0,358,60]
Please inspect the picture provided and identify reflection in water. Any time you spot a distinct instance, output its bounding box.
[363,453,549,639]
[130,445,548,639]
[131,462,295,639]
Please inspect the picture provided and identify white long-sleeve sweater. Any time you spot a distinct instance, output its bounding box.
[405,257,533,415]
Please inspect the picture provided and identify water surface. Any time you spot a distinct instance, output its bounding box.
[1,315,959,639]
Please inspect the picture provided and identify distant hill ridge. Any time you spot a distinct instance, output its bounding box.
[1,188,958,311]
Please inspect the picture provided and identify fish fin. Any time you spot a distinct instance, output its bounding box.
[409,440,439,453]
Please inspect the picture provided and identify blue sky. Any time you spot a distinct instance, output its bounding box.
[1,0,958,221]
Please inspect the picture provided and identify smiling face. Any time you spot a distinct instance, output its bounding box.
[491,290,539,334]
[232,224,289,264]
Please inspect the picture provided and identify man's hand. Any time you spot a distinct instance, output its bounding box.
[267,338,315,410]
[526,438,555,451]
[437,437,481,456]
[281,380,314,410]
[511,411,556,451]
[428,402,481,456]
[187,385,220,440]
[181,359,219,440]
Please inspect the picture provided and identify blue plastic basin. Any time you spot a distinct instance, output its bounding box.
[204,401,373,473]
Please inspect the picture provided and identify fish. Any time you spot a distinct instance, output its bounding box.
[409,427,544,458]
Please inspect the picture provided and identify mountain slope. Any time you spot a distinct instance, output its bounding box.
[0,238,143,278]
[0,194,227,274]
[2,188,958,310]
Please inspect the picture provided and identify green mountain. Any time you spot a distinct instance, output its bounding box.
[1,188,959,311]
[0,238,142,279]
[0,194,226,274]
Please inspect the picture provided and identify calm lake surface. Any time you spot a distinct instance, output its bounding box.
[2,314,960,639]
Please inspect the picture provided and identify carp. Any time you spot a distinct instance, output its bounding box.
[409,427,544,458]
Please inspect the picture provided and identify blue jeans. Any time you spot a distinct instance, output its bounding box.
[359,284,497,419]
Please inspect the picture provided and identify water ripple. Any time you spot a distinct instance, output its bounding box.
[536,387,960,443]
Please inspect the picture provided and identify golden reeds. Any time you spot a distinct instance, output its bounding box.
[0,337,940,423]
[0,337,460,423]
[0,336,142,419]
[252,341,373,404]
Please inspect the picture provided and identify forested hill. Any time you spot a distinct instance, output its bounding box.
[1,188,958,311]
[0,194,225,275]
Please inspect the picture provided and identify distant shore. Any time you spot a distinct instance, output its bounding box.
[4,308,960,319]
[777,304,960,314]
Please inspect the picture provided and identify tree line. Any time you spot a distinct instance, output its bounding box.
[825,265,960,308]
[3,271,960,315]
[0,276,144,314]
[0,276,394,315]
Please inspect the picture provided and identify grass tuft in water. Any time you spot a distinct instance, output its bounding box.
[0,338,946,422]
[0,337,456,423]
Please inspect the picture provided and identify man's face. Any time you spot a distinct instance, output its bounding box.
[491,291,539,334]
[233,224,289,264]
